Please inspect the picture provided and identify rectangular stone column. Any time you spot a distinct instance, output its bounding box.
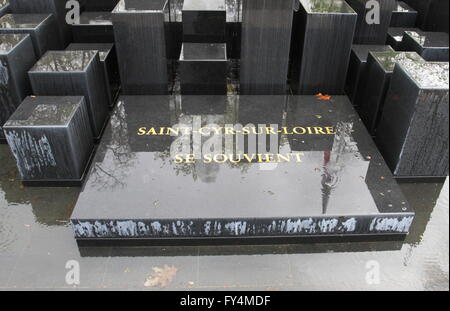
[390,1,417,27]
[400,30,449,61]
[240,0,294,95]
[376,61,449,177]
[112,0,170,94]
[291,0,357,95]
[72,12,114,43]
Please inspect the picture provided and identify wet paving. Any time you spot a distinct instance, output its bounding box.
[0,143,448,290]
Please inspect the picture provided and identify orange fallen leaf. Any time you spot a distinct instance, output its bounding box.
[144,265,178,288]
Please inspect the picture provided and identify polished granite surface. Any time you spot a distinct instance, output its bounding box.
[0,33,28,52]
[0,13,51,29]
[180,43,227,61]
[79,12,112,25]
[66,43,114,62]
[4,96,82,127]
[71,96,413,239]
[114,0,168,12]
[30,51,97,72]
[405,30,449,48]
[300,0,355,14]
[183,0,225,11]
[371,51,424,72]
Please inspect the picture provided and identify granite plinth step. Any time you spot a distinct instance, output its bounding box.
[179,43,227,95]
[0,13,62,57]
[72,12,114,43]
[400,30,449,62]
[345,44,394,105]
[3,96,94,186]
[390,1,418,27]
[28,50,110,140]
[0,33,36,142]
[70,95,414,242]
[66,43,120,108]
[377,61,449,178]
[386,27,420,50]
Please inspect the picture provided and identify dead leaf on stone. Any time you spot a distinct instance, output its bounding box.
[144,265,178,288]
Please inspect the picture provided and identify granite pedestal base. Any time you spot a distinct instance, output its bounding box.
[28,51,109,140]
[66,43,120,108]
[179,43,227,95]
[347,0,397,44]
[72,12,114,43]
[3,96,94,186]
[390,1,417,27]
[357,51,423,135]
[400,30,449,61]
[0,34,36,141]
[70,95,414,242]
[291,0,357,95]
[0,14,62,57]
[345,44,394,105]
[376,62,449,178]
[182,0,226,43]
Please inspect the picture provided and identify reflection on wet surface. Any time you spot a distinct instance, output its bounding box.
[0,144,448,289]
[30,51,97,72]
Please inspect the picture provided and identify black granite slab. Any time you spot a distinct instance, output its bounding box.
[3,96,94,183]
[9,0,72,46]
[240,0,293,95]
[345,44,394,105]
[182,0,226,43]
[376,61,449,177]
[357,51,424,135]
[291,0,357,95]
[390,1,417,27]
[179,43,227,95]
[28,51,109,139]
[112,0,170,95]
[66,43,120,108]
[386,27,419,50]
[400,30,449,61]
[72,12,114,43]
[0,13,62,57]
[403,0,449,33]
[70,95,414,241]
[0,33,36,141]
[347,0,397,44]
[0,0,9,18]
[84,0,119,11]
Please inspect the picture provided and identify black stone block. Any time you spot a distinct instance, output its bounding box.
[291,0,357,95]
[386,27,419,50]
[345,44,394,105]
[347,0,397,44]
[28,51,109,139]
[84,0,119,11]
[179,43,227,95]
[66,43,120,108]
[0,0,9,18]
[376,61,449,177]
[357,51,424,135]
[240,0,293,95]
[390,1,417,27]
[403,0,449,33]
[400,30,449,61]
[3,96,94,182]
[0,14,62,57]
[70,95,414,241]
[9,0,72,46]
[112,0,170,95]
[72,12,114,43]
[182,0,226,43]
[0,34,36,140]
